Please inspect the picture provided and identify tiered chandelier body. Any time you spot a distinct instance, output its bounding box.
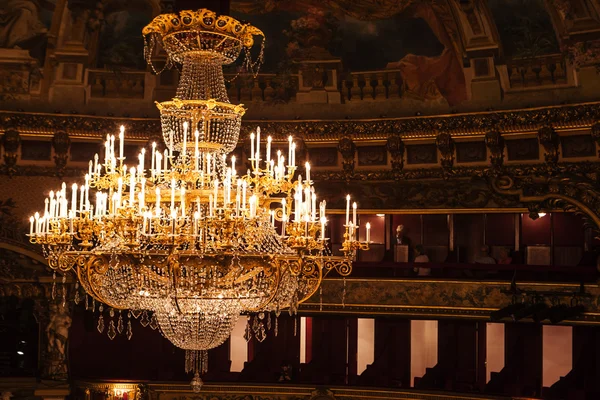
[29,9,369,375]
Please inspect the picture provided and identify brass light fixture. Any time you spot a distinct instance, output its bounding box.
[29,9,369,378]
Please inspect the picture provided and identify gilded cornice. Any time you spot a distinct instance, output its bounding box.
[1,101,600,141]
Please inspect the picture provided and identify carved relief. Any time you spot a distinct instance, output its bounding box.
[357,146,387,166]
[70,142,100,162]
[21,140,51,161]
[406,144,437,165]
[456,141,486,163]
[561,135,596,158]
[309,147,338,167]
[506,138,539,161]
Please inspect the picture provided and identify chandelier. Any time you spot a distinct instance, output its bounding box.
[28,9,369,378]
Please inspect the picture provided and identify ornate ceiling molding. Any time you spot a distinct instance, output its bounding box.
[2,101,600,141]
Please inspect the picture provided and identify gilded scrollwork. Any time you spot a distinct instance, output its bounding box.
[337,136,356,180]
[538,125,560,167]
[386,134,404,178]
[485,130,504,174]
[435,132,454,175]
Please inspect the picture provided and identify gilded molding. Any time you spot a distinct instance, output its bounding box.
[2,101,600,141]
[301,278,600,324]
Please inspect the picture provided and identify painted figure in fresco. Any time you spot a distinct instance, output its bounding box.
[385,5,466,106]
[0,0,53,48]
[45,302,72,378]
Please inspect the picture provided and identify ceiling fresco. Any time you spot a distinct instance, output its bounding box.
[487,0,560,59]
[230,0,467,106]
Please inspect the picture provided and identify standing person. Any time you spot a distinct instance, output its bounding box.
[413,244,431,276]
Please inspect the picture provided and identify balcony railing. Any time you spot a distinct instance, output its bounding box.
[86,69,147,99]
[339,69,404,101]
[506,54,568,89]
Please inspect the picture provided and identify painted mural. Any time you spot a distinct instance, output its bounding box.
[0,0,56,60]
[231,0,467,106]
[97,1,153,71]
[488,0,559,59]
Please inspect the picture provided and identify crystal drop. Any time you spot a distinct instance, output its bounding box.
[117,313,124,334]
[126,320,133,340]
[149,313,158,330]
[74,289,80,305]
[132,309,142,319]
[109,308,115,318]
[108,320,117,340]
[252,315,259,334]
[92,298,95,312]
[244,319,251,342]
[99,304,104,313]
[267,313,272,330]
[85,294,89,311]
[97,315,105,333]
[258,312,265,320]
[256,322,266,342]
[140,311,150,327]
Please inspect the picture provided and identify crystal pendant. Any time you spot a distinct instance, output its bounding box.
[108,320,117,340]
[140,311,150,327]
[244,318,251,342]
[256,322,266,343]
[51,272,56,300]
[190,372,203,393]
[126,320,133,340]
[275,315,278,337]
[149,313,158,330]
[109,308,115,318]
[267,313,272,330]
[85,294,89,311]
[74,282,80,305]
[61,274,66,307]
[97,315,105,333]
[117,313,124,334]
[131,309,142,319]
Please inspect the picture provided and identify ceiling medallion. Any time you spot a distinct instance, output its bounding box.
[29,8,369,385]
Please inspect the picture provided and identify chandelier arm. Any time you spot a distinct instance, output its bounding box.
[84,255,127,310]
[296,260,323,305]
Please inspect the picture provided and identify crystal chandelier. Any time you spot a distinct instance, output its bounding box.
[28,9,369,377]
